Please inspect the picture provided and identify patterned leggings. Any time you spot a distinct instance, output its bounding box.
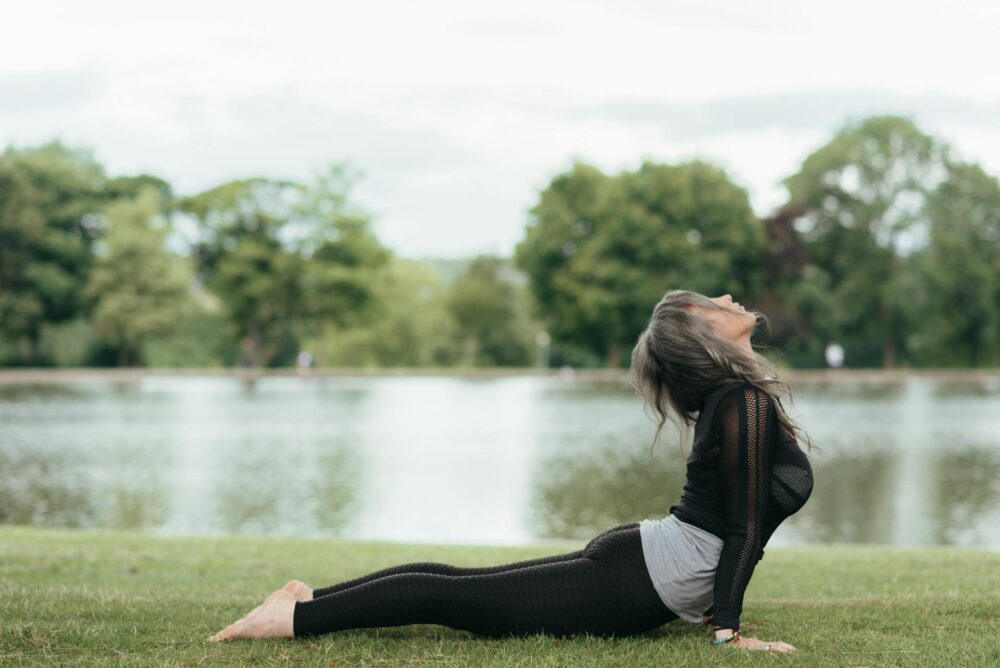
[292,522,679,638]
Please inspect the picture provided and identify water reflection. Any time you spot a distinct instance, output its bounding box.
[0,449,95,527]
[0,447,167,530]
[931,378,1000,398]
[108,487,168,530]
[800,449,895,544]
[930,446,1000,546]
[212,436,362,535]
[0,374,997,549]
[0,382,92,401]
[531,444,686,539]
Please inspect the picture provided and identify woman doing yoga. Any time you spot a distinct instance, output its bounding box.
[208,289,816,653]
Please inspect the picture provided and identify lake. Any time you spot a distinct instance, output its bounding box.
[1,372,999,549]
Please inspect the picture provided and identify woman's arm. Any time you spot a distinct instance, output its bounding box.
[708,383,776,633]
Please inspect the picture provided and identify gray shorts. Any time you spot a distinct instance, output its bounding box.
[639,513,723,623]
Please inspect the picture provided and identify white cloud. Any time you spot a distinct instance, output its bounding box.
[2,0,999,257]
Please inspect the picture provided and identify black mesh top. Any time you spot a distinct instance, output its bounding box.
[667,380,814,631]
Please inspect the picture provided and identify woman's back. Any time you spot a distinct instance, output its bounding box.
[657,380,814,631]
[670,380,814,548]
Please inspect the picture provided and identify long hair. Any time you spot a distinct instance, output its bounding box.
[628,289,817,458]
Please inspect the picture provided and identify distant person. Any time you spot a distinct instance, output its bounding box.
[825,342,845,368]
[296,350,314,375]
[208,290,815,654]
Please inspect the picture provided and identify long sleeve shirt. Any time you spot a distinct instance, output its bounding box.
[668,381,814,632]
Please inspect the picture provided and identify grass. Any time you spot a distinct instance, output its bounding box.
[1,526,997,667]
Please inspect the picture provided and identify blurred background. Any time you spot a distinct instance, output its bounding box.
[1,1,998,549]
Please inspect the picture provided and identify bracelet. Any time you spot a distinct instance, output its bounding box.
[711,630,740,646]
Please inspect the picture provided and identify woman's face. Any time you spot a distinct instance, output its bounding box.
[691,294,756,346]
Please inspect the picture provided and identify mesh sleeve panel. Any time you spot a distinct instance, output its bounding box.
[709,383,776,632]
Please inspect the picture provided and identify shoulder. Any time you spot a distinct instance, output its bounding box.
[712,382,778,427]
[711,382,780,451]
[716,381,773,408]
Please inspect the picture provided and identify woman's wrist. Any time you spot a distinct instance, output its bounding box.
[711,629,740,646]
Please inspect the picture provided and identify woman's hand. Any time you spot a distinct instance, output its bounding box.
[724,635,797,653]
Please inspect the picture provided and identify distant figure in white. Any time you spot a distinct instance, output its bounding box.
[824,342,844,368]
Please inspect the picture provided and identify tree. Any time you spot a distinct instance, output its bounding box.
[179,178,304,368]
[0,141,107,363]
[779,115,951,367]
[305,256,458,368]
[84,187,193,366]
[515,159,764,367]
[754,204,837,367]
[445,255,533,367]
[293,165,392,337]
[913,161,1000,366]
[179,165,391,368]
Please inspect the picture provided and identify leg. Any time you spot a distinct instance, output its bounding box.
[210,554,596,641]
[312,551,583,599]
[293,523,678,638]
[312,522,639,599]
[207,523,653,641]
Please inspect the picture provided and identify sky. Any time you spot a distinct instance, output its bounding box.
[3,0,1000,258]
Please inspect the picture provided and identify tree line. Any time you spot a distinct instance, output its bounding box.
[1,114,998,370]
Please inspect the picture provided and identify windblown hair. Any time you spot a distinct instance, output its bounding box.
[628,289,817,458]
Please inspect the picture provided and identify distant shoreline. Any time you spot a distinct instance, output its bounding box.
[1,366,999,384]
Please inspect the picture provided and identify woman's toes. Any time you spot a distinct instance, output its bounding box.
[207,602,263,642]
[208,619,245,642]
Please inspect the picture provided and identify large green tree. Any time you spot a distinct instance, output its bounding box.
[913,161,1000,366]
[515,159,764,367]
[0,141,108,363]
[780,115,951,367]
[753,204,838,367]
[292,165,392,336]
[180,178,306,368]
[84,187,193,366]
[179,165,391,368]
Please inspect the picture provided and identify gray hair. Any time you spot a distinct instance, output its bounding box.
[628,289,817,458]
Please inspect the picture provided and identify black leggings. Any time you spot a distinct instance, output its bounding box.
[292,522,679,638]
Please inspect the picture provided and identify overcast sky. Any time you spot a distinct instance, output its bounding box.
[3,0,999,258]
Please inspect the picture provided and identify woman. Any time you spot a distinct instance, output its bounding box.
[208,290,815,653]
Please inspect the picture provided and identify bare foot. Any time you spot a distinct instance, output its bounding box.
[223,580,313,628]
[207,589,296,641]
[282,579,313,602]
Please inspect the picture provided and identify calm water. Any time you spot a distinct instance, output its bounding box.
[1,374,999,549]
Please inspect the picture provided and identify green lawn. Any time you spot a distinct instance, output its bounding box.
[1,526,997,666]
